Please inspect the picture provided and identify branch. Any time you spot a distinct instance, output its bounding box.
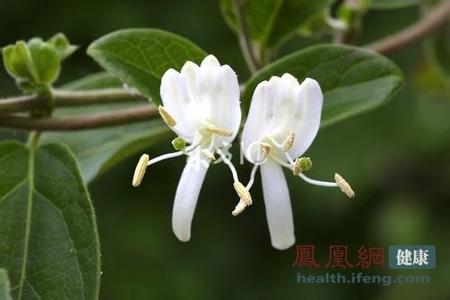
[367,1,450,55]
[51,88,145,106]
[0,106,158,131]
[233,0,259,73]
[0,88,145,114]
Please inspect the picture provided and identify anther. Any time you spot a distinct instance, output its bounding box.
[201,149,216,160]
[204,124,233,137]
[335,173,355,198]
[259,142,272,155]
[232,199,247,216]
[158,105,177,127]
[132,154,150,187]
[233,181,252,206]
[282,131,295,152]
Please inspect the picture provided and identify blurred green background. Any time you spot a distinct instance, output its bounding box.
[1,0,449,299]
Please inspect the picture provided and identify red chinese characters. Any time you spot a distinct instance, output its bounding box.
[292,244,386,269]
[292,245,320,268]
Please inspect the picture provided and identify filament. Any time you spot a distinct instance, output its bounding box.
[147,151,185,166]
[246,164,259,190]
[298,173,338,187]
[217,148,239,183]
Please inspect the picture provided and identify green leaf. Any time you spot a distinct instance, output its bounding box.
[368,0,420,9]
[41,73,170,183]
[243,44,404,126]
[0,141,100,299]
[0,269,12,300]
[87,29,206,103]
[220,0,331,48]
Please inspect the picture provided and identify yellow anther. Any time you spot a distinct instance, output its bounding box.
[335,173,355,198]
[292,159,302,176]
[282,131,295,152]
[157,105,177,127]
[204,125,233,137]
[201,149,216,160]
[132,154,150,187]
[259,142,272,155]
[233,181,252,206]
[232,199,247,216]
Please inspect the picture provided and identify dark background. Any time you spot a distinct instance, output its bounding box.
[1,0,449,299]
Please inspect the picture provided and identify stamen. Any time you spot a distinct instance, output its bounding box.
[232,165,259,216]
[132,154,149,187]
[204,124,233,137]
[282,131,295,152]
[298,173,338,187]
[271,154,293,169]
[233,181,252,206]
[232,199,247,216]
[158,105,177,127]
[246,164,259,190]
[147,151,185,166]
[201,149,216,160]
[335,173,355,198]
[260,142,272,155]
[217,148,239,182]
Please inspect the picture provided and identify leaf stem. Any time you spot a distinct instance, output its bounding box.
[233,0,259,73]
[18,130,40,300]
[367,1,450,55]
[0,88,145,115]
[0,105,158,131]
[26,131,41,148]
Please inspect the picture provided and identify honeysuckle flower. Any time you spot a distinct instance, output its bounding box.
[132,55,250,242]
[239,74,355,250]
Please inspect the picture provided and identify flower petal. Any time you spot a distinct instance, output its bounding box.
[289,77,323,158]
[160,68,197,138]
[209,65,241,141]
[242,80,274,161]
[260,159,295,250]
[172,156,209,242]
[200,54,220,69]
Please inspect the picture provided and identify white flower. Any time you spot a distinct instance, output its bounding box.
[132,55,250,242]
[240,74,354,250]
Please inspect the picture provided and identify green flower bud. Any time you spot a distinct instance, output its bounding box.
[47,33,78,61]
[171,137,187,151]
[27,38,60,85]
[2,41,35,81]
[2,33,76,93]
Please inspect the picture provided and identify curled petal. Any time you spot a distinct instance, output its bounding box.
[209,65,241,141]
[242,81,274,161]
[172,156,209,242]
[160,69,196,138]
[289,78,323,158]
[260,159,295,250]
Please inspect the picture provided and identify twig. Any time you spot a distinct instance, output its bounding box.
[52,88,145,106]
[0,88,146,115]
[367,1,450,55]
[233,0,259,73]
[0,106,158,131]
